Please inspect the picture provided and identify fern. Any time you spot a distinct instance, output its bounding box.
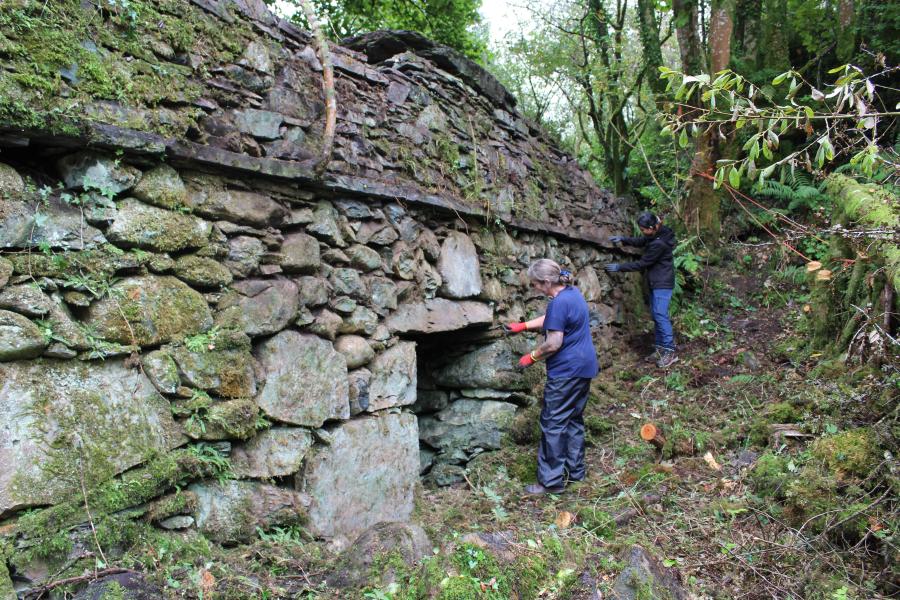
[752,175,830,214]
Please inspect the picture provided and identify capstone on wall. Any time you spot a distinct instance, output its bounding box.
[0,0,636,567]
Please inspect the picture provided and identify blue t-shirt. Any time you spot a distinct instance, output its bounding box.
[543,286,599,379]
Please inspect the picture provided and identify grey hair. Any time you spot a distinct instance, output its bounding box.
[527,258,572,284]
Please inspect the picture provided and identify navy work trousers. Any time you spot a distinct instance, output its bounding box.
[537,376,592,488]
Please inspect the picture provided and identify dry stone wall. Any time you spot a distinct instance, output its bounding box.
[0,0,638,588]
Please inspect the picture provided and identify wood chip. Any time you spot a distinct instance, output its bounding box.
[703,451,722,471]
[555,511,576,529]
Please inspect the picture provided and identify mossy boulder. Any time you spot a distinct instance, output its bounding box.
[106,198,212,252]
[171,343,256,399]
[217,278,299,337]
[0,162,24,199]
[298,412,419,539]
[56,151,141,194]
[173,255,233,288]
[255,330,349,427]
[131,164,187,210]
[0,309,46,361]
[189,480,310,544]
[0,256,12,288]
[142,349,180,395]
[749,451,791,499]
[0,358,185,517]
[86,275,213,346]
[184,398,258,441]
[231,427,314,478]
[810,428,880,480]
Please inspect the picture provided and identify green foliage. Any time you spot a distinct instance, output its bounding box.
[810,428,880,479]
[274,0,488,61]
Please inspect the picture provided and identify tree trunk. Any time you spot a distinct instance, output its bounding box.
[837,0,856,62]
[637,0,665,96]
[732,0,761,66]
[680,0,734,245]
[672,0,705,77]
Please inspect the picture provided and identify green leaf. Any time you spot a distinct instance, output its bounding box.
[762,144,773,161]
[827,65,845,74]
[678,128,689,149]
[772,72,788,85]
[728,167,741,188]
[803,106,814,119]
[760,164,776,181]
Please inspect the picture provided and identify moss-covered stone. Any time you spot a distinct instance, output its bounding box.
[810,428,880,480]
[106,198,212,253]
[1,358,185,517]
[131,164,187,210]
[183,398,258,441]
[85,275,212,346]
[749,451,791,499]
[173,255,233,288]
[0,309,46,360]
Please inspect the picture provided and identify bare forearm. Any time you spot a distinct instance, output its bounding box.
[532,330,563,360]
[523,315,545,331]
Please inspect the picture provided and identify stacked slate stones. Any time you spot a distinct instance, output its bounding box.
[0,0,636,592]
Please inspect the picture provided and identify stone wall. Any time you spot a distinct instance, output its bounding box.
[0,0,637,589]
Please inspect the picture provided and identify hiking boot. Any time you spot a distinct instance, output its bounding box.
[523,483,565,496]
[656,350,678,368]
[643,348,661,363]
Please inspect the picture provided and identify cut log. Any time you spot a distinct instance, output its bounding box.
[640,423,666,450]
[769,423,812,447]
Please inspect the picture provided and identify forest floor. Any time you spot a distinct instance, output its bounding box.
[121,243,897,600]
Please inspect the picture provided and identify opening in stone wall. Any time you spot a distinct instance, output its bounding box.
[410,327,540,487]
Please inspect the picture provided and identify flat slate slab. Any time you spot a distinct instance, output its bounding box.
[385,298,493,334]
[297,412,419,539]
[0,359,185,517]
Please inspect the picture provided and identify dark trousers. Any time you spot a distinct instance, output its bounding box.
[537,377,592,488]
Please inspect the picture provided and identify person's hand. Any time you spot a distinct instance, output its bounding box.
[517,352,536,369]
[604,263,621,272]
[504,322,528,334]
[610,236,624,243]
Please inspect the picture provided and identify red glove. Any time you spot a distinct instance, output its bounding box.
[505,322,528,334]
[518,352,536,368]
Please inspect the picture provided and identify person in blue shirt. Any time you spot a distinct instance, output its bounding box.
[505,258,599,495]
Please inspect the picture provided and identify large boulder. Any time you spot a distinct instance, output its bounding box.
[106,198,212,252]
[0,310,46,361]
[190,480,311,544]
[0,194,107,250]
[56,152,141,194]
[298,412,419,539]
[0,359,185,517]
[218,278,299,337]
[0,284,54,317]
[173,255,233,288]
[171,342,257,399]
[231,427,314,478]
[86,276,213,346]
[188,189,286,227]
[328,522,432,588]
[255,330,349,427]
[385,298,493,334]
[131,164,187,209]
[437,231,482,299]
[224,235,265,278]
[611,546,688,600]
[418,399,517,453]
[432,338,531,390]
[279,231,320,273]
[368,342,417,412]
[71,572,162,600]
[334,335,375,369]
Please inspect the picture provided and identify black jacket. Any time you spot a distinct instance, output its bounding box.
[618,225,676,289]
